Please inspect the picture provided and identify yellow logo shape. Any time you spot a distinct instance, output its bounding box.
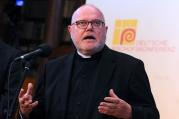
[113,19,137,45]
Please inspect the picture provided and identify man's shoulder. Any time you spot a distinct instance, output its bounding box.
[47,52,74,65]
[107,48,140,61]
[0,41,21,60]
[107,48,143,66]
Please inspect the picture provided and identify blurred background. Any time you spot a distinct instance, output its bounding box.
[0,0,86,58]
[0,0,86,97]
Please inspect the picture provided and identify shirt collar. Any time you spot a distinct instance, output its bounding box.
[77,51,91,58]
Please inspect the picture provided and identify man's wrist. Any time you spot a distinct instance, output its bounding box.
[19,110,29,119]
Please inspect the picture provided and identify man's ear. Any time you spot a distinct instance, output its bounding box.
[105,26,108,31]
[105,26,108,34]
[67,25,71,33]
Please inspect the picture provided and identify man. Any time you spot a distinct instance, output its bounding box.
[0,41,22,118]
[0,10,22,119]
[19,4,159,119]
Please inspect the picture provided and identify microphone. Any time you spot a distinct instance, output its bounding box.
[7,44,51,119]
[14,44,52,61]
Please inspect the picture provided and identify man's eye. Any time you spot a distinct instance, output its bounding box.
[78,22,87,25]
[93,21,101,25]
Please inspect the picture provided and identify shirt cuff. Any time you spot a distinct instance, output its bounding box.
[19,110,24,119]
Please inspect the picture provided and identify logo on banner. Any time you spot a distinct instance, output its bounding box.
[113,19,137,45]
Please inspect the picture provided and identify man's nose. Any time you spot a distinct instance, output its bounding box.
[86,22,93,30]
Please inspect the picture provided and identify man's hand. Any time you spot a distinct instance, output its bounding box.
[18,83,38,119]
[98,89,132,119]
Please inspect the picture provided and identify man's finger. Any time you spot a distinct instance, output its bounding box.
[31,101,38,108]
[26,83,33,95]
[100,102,116,109]
[98,105,114,115]
[109,89,119,98]
[19,88,25,98]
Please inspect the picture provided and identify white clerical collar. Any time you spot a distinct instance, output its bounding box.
[77,51,91,58]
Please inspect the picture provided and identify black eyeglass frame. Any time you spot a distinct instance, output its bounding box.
[71,19,105,29]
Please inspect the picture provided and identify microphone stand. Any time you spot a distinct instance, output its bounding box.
[7,59,32,119]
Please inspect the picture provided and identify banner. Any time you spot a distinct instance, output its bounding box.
[86,0,179,119]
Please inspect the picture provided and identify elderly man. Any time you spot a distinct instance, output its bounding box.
[18,4,159,119]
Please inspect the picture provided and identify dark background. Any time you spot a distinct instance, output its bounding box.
[0,0,86,94]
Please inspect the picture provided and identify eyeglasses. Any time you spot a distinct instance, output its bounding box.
[71,20,105,29]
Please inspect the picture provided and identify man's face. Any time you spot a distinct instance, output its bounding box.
[68,6,108,55]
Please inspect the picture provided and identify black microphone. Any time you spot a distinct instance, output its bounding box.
[6,44,51,119]
[14,44,52,61]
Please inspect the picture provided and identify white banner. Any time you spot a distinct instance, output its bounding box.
[86,0,179,119]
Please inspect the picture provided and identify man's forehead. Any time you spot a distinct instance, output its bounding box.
[71,5,104,23]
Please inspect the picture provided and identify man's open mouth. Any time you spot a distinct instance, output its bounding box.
[83,35,96,40]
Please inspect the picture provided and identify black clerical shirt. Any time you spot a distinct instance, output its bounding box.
[66,51,102,119]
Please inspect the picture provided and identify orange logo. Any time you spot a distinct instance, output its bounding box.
[113,19,137,45]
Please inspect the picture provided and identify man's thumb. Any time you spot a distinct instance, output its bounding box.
[109,89,118,98]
